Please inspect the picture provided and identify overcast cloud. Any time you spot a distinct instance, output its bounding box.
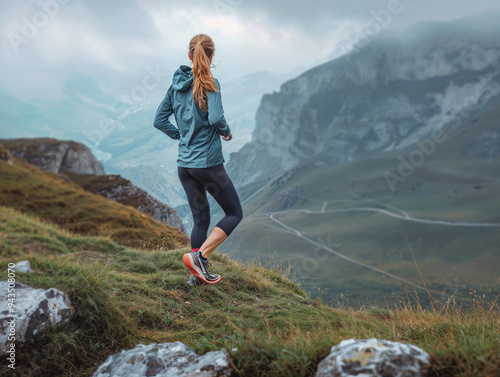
[1,0,499,138]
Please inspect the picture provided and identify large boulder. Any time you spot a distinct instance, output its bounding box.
[93,341,233,377]
[315,338,430,377]
[0,281,74,355]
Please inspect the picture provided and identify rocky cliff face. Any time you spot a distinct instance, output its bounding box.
[226,13,500,187]
[1,138,188,235]
[0,138,106,175]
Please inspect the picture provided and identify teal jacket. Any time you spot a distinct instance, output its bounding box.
[153,65,231,168]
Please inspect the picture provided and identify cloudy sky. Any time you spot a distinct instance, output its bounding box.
[1,0,499,140]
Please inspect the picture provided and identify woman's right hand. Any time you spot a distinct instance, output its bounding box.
[222,132,232,141]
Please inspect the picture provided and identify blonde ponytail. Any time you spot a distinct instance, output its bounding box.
[189,34,218,111]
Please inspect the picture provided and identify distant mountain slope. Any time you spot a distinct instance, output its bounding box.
[0,145,189,248]
[226,12,500,188]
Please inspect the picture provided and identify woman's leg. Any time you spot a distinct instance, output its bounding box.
[198,226,228,258]
[179,166,221,284]
[177,166,211,250]
[187,164,243,258]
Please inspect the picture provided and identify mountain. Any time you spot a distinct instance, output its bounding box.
[0,138,187,235]
[219,93,500,306]
[109,165,188,207]
[226,12,500,188]
[0,144,189,248]
[0,57,305,218]
[215,12,500,306]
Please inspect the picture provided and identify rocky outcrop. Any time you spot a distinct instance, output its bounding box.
[227,13,500,187]
[0,281,74,356]
[92,341,233,377]
[315,338,430,377]
[70,173,187,234]
[0,138,105,175]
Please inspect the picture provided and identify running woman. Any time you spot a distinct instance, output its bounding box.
[153,33,243,285]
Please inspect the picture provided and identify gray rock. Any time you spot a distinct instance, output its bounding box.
[92,341,233,377]
[315,338,430,377]
[2,138,105,175]
[0,281,74,355]
[10,261,34,273]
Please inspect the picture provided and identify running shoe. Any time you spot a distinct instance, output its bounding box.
[183,251,221,284]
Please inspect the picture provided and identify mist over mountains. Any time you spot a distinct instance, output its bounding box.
[226,12,500,188]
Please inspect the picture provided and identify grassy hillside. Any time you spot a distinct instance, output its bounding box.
[0,207,498,377]
[218,96,500,307]
[0,148,188,249]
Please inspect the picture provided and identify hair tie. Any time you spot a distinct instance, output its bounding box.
[196,42,201,45]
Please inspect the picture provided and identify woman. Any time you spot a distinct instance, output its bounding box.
[153,33,243,285]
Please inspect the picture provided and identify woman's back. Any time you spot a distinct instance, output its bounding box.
[153,36,231,168]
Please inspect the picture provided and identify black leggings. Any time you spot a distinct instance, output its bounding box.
[177,163,243,249]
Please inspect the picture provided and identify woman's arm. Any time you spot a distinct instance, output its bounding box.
[153,85,180,140]
[207,79,231,137]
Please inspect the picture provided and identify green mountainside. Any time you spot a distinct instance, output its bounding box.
[218,91,500,308]
[0,207,498,376]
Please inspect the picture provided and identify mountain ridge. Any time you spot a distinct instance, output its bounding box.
[226,13,500,188]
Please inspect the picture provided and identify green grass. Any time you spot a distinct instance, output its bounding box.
[0,207,498,377]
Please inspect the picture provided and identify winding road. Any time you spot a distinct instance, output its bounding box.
[263,197,499,290]
[269,211,426,290]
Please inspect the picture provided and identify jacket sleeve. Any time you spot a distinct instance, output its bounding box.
[153,85,180,140]
[207,79,231,137]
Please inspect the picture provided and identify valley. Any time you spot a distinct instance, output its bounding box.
[217,93,500,308]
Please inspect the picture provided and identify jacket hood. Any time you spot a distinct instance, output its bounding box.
[172,65,194,92]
